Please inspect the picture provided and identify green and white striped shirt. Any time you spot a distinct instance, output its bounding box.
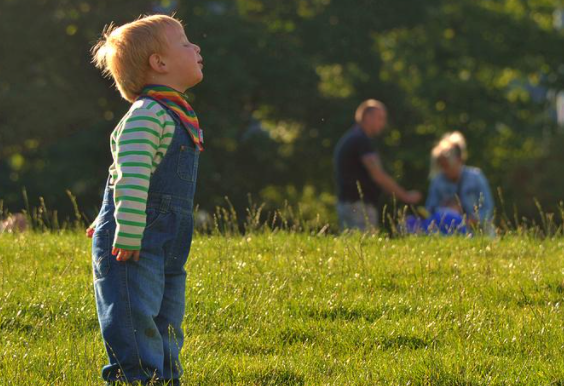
[108,98,176,250]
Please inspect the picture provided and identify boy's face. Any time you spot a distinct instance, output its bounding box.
[161,24,203,90]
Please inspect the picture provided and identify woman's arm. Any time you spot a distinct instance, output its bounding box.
[425,177,441,215]
[476,171,495,222]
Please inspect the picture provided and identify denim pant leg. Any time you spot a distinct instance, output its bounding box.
[93,224,167,383]
[155,268,186,380]
[152,212,194,381]
[337,201,378,231]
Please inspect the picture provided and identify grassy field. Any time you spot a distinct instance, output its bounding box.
[1,231,564,385]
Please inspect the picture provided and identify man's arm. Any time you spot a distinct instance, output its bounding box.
[361,153,421,204]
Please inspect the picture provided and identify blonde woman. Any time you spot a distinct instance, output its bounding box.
[426,132,494,230]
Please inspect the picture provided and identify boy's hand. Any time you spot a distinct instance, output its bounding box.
[112,247,140,262]
[86,227,94,238]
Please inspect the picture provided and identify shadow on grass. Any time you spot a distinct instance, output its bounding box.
[279,326,316,345]
[0,318,34,334]
[370,335,429,350]
[241,368,305,386]
[0,303,100,338]
[222,338,278,356]
[305,304,410,323]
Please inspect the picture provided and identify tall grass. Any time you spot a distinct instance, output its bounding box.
[2,188,563,238]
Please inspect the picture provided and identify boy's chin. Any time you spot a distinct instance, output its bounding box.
[188,74,204,88]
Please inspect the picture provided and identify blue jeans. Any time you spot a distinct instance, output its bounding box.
[92,190,194,383]
[336,201,378,231]
[92,100,198,385]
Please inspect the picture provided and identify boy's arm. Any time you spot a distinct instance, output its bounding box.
[112,106,165,250]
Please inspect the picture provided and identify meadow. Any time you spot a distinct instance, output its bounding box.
[1,231,564,385]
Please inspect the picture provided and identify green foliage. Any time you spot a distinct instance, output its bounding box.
[505,131,564,216]
[2,232,564,384]
[0,0,563,221]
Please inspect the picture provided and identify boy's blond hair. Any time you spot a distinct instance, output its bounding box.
[354,99,387,124]
[92,14,183,102]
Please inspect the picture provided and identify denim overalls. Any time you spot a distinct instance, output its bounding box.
[91,98,199,385]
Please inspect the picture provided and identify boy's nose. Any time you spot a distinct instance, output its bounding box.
[194,44,201,54]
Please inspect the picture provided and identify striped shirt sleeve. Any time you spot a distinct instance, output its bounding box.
[112,105,166,250]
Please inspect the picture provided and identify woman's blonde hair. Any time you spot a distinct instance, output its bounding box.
[91,14,183,102]
[429,131,468,178]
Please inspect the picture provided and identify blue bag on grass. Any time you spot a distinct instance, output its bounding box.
[405,207,467,235]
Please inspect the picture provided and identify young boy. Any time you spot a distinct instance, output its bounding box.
[89,14,204,385]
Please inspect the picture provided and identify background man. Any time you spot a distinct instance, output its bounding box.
[334,99,422,231]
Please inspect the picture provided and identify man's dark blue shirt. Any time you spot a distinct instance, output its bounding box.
[334,125,381,206]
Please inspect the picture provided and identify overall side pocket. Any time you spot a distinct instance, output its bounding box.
[169,213,194,264]
[92,229,111,280]
[145,207,165,231]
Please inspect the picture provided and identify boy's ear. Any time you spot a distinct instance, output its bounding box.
[149,53,167,73]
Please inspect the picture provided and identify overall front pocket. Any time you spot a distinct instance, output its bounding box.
[177,145,199,182]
